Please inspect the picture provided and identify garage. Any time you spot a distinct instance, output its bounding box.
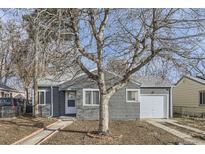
[140,95,168,118]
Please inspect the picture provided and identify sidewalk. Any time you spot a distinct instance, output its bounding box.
[14,120,73,145]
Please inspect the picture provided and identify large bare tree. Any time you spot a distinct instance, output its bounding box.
[65,8,205,135]
[17,8,205,135]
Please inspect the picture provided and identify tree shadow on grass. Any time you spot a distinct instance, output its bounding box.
[59,129,89,134]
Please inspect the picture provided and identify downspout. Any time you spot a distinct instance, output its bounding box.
[170,86,173,118]
[31,88,35,116]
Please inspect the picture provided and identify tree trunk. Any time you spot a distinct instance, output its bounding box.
[33,78,38,116]
[25,87,29,103]
[98,93,110,135]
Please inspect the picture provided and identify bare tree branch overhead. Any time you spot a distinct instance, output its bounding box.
[0,8,205,135]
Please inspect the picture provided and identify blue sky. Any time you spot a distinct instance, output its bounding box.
[0,8,205,87]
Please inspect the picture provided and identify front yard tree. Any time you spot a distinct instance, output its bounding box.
[27,8,205,135]
[23,9,78,116]
[66,8,205,135]
[23,9,51,116]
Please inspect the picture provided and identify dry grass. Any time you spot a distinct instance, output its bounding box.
[0,116,57,145]
[175,118,205,131]
[43,120,186,145]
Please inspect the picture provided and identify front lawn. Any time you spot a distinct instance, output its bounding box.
[0,116,57,145]
[43,120,186,145]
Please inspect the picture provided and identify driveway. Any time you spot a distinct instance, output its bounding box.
[146,119,205,145]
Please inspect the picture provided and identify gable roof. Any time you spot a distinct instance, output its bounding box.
[175,75,205,86]
[137,76,173,87]
[38,73,74,87]
[59,69,141,90]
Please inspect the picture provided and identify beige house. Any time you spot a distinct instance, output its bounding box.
[173,75,205,117]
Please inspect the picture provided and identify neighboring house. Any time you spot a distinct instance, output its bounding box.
[0,84,25,98]
[173,75,205,117]
[34,70,173,119]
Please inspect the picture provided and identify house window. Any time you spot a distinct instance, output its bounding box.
[38,90,46,105]
[1,92,4,97]
[4,93,10,98]
[83,89,100,106]
[199,91,205,105]
[126,89,139,103]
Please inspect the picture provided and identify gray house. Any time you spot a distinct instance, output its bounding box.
[34,70,173,119]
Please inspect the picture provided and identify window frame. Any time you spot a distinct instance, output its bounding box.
[83,89,100,106]
[38,89,46,106]
[199,90,205,105]
[126,89,140,103]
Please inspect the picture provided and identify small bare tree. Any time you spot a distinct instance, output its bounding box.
[22,9,78,116]
[13,39,34,104]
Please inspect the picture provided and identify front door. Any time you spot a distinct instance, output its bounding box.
[65,91,76,114]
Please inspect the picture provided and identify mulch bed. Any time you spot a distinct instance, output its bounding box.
[43,120,186,145]
[0,116,57,145]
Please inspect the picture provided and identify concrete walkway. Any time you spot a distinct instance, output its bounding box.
[146,119,205,145]
[16,120,73,145]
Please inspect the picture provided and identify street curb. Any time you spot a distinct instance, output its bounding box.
[11,119,60,145]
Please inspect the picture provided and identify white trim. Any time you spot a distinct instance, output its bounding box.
[65,91,77,114]
[140,94,169,119]
[38,89,46,106]
[83,89,100,106]
[126,89,140,103]
[140,94,169,96]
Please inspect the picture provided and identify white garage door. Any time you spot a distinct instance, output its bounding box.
[140,95,167,118]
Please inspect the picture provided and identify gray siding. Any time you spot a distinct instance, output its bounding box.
[38,87,52,116]
[140,87,170,95]
[38,86,65,117]
[76,82,140,120]
[38,71,171,119]
[38,87,51,104]
[59,91,65,116]
[52,87,59,116]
